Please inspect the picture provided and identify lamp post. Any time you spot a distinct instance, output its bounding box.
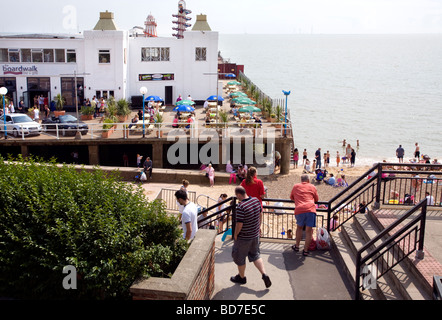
[140,87,148,138]
[282,90,291,137]
[0,87,8,140]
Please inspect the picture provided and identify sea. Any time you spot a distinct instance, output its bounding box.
[219,34,442,166]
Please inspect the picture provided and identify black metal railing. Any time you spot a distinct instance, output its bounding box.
[261,199,327,240]
[197,197,237,235]
[354,200,428,300]
[379,164,442,207]
[433,276,442,300]
[324,164,381,233]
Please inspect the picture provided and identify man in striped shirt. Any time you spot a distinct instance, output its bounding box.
[230,187,272,288]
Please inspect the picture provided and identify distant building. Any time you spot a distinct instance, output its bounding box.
[0,10,219,110]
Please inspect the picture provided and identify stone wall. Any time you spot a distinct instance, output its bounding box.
[130,229,217,300]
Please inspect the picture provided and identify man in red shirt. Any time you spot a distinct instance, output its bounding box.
[290,175,319,256]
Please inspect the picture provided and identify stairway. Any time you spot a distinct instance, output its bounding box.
[331,208,433,300]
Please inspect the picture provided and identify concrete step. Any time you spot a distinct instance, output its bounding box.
[339,219,397,300]
[345,213,431,300]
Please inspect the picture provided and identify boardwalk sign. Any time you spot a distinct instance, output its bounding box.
[2,65,38,76]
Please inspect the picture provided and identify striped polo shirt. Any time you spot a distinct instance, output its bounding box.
[236,197,262,240]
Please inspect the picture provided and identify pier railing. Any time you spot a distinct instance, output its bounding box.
[0,121,293,141]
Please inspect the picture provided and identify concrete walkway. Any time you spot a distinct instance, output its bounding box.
[212,236,353,300]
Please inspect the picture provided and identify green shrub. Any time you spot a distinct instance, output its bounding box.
[0,156,188,300]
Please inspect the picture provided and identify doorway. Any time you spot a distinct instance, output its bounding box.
[165,86,173,105]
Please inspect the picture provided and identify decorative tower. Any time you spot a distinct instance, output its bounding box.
[172,0,192,39]
[144,13,158,37]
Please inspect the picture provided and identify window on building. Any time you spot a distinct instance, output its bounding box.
[44,49,54,63]
[195,47,207,61]
[141,47,170,62]
[8,49,20,63]
[0,49,7,62]
[31,49,43,63]
[55,49,66,63]
[161,47,170,61]
[99,50,111,64]
[21,49,32,63]
[66,49,76,63]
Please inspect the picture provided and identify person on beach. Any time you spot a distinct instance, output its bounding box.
[426,192,435,206]
[143,157,153,180]
[345,144,352,160]
[290,175,319,257]
[350,148,356,167]
[230,186,272,288]
[205,163,215,187]
[302,149,308,166]
[240,167,265,207]
[293,148,299,169]
[414,143,420,160]
[315,148,322,169]
[336,151,341,167]
[326,151,331,168]
[396,145,405,163]
[303,160,312,174]
[136,154,142,168]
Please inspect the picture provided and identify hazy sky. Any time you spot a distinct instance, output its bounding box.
[1,0,442,35]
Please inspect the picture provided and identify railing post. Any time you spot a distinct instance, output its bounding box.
[355,252,362,300]
[374,163,382,209]
[416,201,427,259]
[231,197,237,238]
[326,202,332,233]
[55,124,59,140]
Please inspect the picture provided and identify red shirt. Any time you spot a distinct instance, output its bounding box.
[241,178,265,205]
[290,182,319,215]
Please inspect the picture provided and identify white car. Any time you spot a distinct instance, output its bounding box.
[0,113,42,138]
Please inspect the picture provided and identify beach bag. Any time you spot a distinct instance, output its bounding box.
[316,227,331,250]
[140,172,147,181]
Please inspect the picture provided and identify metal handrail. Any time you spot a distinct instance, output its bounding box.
[434,276,442,300]
[354,200,428,300]
[1,120,293,141]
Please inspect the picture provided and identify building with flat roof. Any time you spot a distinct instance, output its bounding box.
[0,9,219,110]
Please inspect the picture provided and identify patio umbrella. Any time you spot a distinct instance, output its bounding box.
[207,95,225,102]
[225,73,236,78]
[232,98,256,105]
[173,105,195,112]
[176,99,196,106]
[145,95,164,102]
[227,81,241,86]
[238,105,261,113]
[230,92,247,97]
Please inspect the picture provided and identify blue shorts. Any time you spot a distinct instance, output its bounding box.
[295,212,317,228]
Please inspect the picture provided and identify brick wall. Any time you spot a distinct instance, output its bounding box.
[130,229,217,300]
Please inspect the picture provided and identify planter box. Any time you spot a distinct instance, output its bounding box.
[118,115,129,122]
[81,115,94,121]
[130,229,217,300]
[102,125,117,138]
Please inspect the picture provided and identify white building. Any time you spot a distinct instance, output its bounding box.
[0,10,219,110]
